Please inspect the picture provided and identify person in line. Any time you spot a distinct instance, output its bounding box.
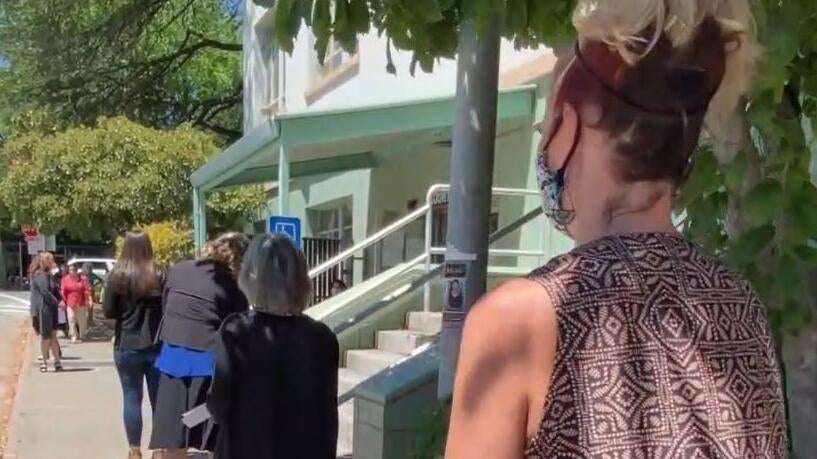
[208,233,339,459]
[53,262,70,338]
[61,263,91,343]
[103,231,164,459]
[150,233,250,459]
[83,262,103,320]
[29,252,63,372]
[330,278,347,297]
[445,2,787,458]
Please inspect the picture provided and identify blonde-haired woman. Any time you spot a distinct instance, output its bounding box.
[446,1,786,458]
[29,251,63,372]
[150,233,249,458]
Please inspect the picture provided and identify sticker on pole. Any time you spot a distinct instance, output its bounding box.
[268,216,302,247]
[442,249,476,323]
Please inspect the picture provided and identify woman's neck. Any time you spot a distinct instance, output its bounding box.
[577,191,678,244]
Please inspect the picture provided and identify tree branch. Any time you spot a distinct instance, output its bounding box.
[195,121,241,140]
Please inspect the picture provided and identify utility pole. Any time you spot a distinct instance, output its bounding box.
[438,15,501,400]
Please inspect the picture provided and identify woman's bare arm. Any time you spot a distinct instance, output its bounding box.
[445,278,557,459]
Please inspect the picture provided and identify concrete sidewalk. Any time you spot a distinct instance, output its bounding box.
[6,333,154,459]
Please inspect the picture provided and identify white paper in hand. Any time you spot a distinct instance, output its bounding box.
[182,403,212,428]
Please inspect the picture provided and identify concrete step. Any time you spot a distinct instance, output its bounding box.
[345,349,404,378]
[406,311,443,334]
[338,367,364,396]
[376,329,435,355]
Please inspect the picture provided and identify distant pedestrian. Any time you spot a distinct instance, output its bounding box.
[61,264,91,343]
[29,252,63,372]
[103,231,164,459]
[150,233,249,459]
[54,263,70,338]
[208,233,338,459]
[330,278,347,297]
[82,262,102,328]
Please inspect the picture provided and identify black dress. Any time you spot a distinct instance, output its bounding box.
[208,311,339,459]
[150,259,248,451]
[30,272,60,338]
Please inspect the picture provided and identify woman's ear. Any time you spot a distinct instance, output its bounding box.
[547,103,580,170]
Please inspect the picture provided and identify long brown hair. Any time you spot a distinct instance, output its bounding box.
[108,231,160,297]
[28,252,56,276]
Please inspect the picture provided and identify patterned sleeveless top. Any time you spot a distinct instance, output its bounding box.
[525,233,787,458]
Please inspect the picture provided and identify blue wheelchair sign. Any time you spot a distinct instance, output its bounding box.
[268,216,302,247]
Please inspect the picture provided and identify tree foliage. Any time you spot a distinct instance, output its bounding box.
[0,117,266,238]
[116,220,194,268]
[260,0,573,73]
[0,0,243,140]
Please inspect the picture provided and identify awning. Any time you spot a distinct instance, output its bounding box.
[190,85,538,192]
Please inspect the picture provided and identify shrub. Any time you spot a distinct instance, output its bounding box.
[116,220,194,268]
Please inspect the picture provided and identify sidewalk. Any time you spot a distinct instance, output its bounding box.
[5,326,153,458]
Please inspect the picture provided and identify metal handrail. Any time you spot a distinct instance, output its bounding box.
[336,205,544,405]
[423,184,541,311]
[309,184,540,281]
[308,204,430,278]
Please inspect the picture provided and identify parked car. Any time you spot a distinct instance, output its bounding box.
[67,257,116,279]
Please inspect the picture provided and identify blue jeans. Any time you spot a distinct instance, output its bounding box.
[114,346,160,447]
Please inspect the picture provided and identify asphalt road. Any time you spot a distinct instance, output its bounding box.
[0,291,29,315]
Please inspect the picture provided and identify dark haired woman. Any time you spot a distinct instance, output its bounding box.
[208,233,338,459]
[29,251,63,372]
[330,278,347,297]
[150,233,250,459]
[445,2,786,458]
[103,231,164,459]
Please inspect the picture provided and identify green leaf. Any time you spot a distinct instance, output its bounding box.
[677,147,721,209]
[407,0,444,24]
[725,224,775,267]
[505,0,528,35]
[776,252,803,298]
[792,244,817,263]
[722,151,748,193]
[274,0,297,53]
[743,179,784,227]
[785,184,817,241]
[349,0,371,33]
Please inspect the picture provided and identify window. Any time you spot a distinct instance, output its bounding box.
[305,37,360,105]
[309,203,353,247]
[320,38,350,79]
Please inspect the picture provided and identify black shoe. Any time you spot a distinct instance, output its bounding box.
[53,361,64,372]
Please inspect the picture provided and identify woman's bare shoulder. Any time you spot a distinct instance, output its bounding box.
[463,278,557,354]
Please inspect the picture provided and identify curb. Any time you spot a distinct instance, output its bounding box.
[2,326,33,459]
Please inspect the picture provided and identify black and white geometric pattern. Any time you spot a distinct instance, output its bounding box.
[525,233,787,458]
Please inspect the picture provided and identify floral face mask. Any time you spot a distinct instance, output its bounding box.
[535,113,580,233]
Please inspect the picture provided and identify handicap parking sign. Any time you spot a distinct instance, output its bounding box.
[268,216,302,247]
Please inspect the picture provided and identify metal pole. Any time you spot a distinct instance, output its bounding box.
[437,16,501,400]
[192,187,207,252]
[278,144,290,216]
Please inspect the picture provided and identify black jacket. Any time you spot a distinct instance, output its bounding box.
[208,311,339,459]
[158,259,248,352]
[102,276,163,350]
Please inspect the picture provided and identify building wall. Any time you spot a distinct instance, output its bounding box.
[243,0,550,129]
[266,169,373,281]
